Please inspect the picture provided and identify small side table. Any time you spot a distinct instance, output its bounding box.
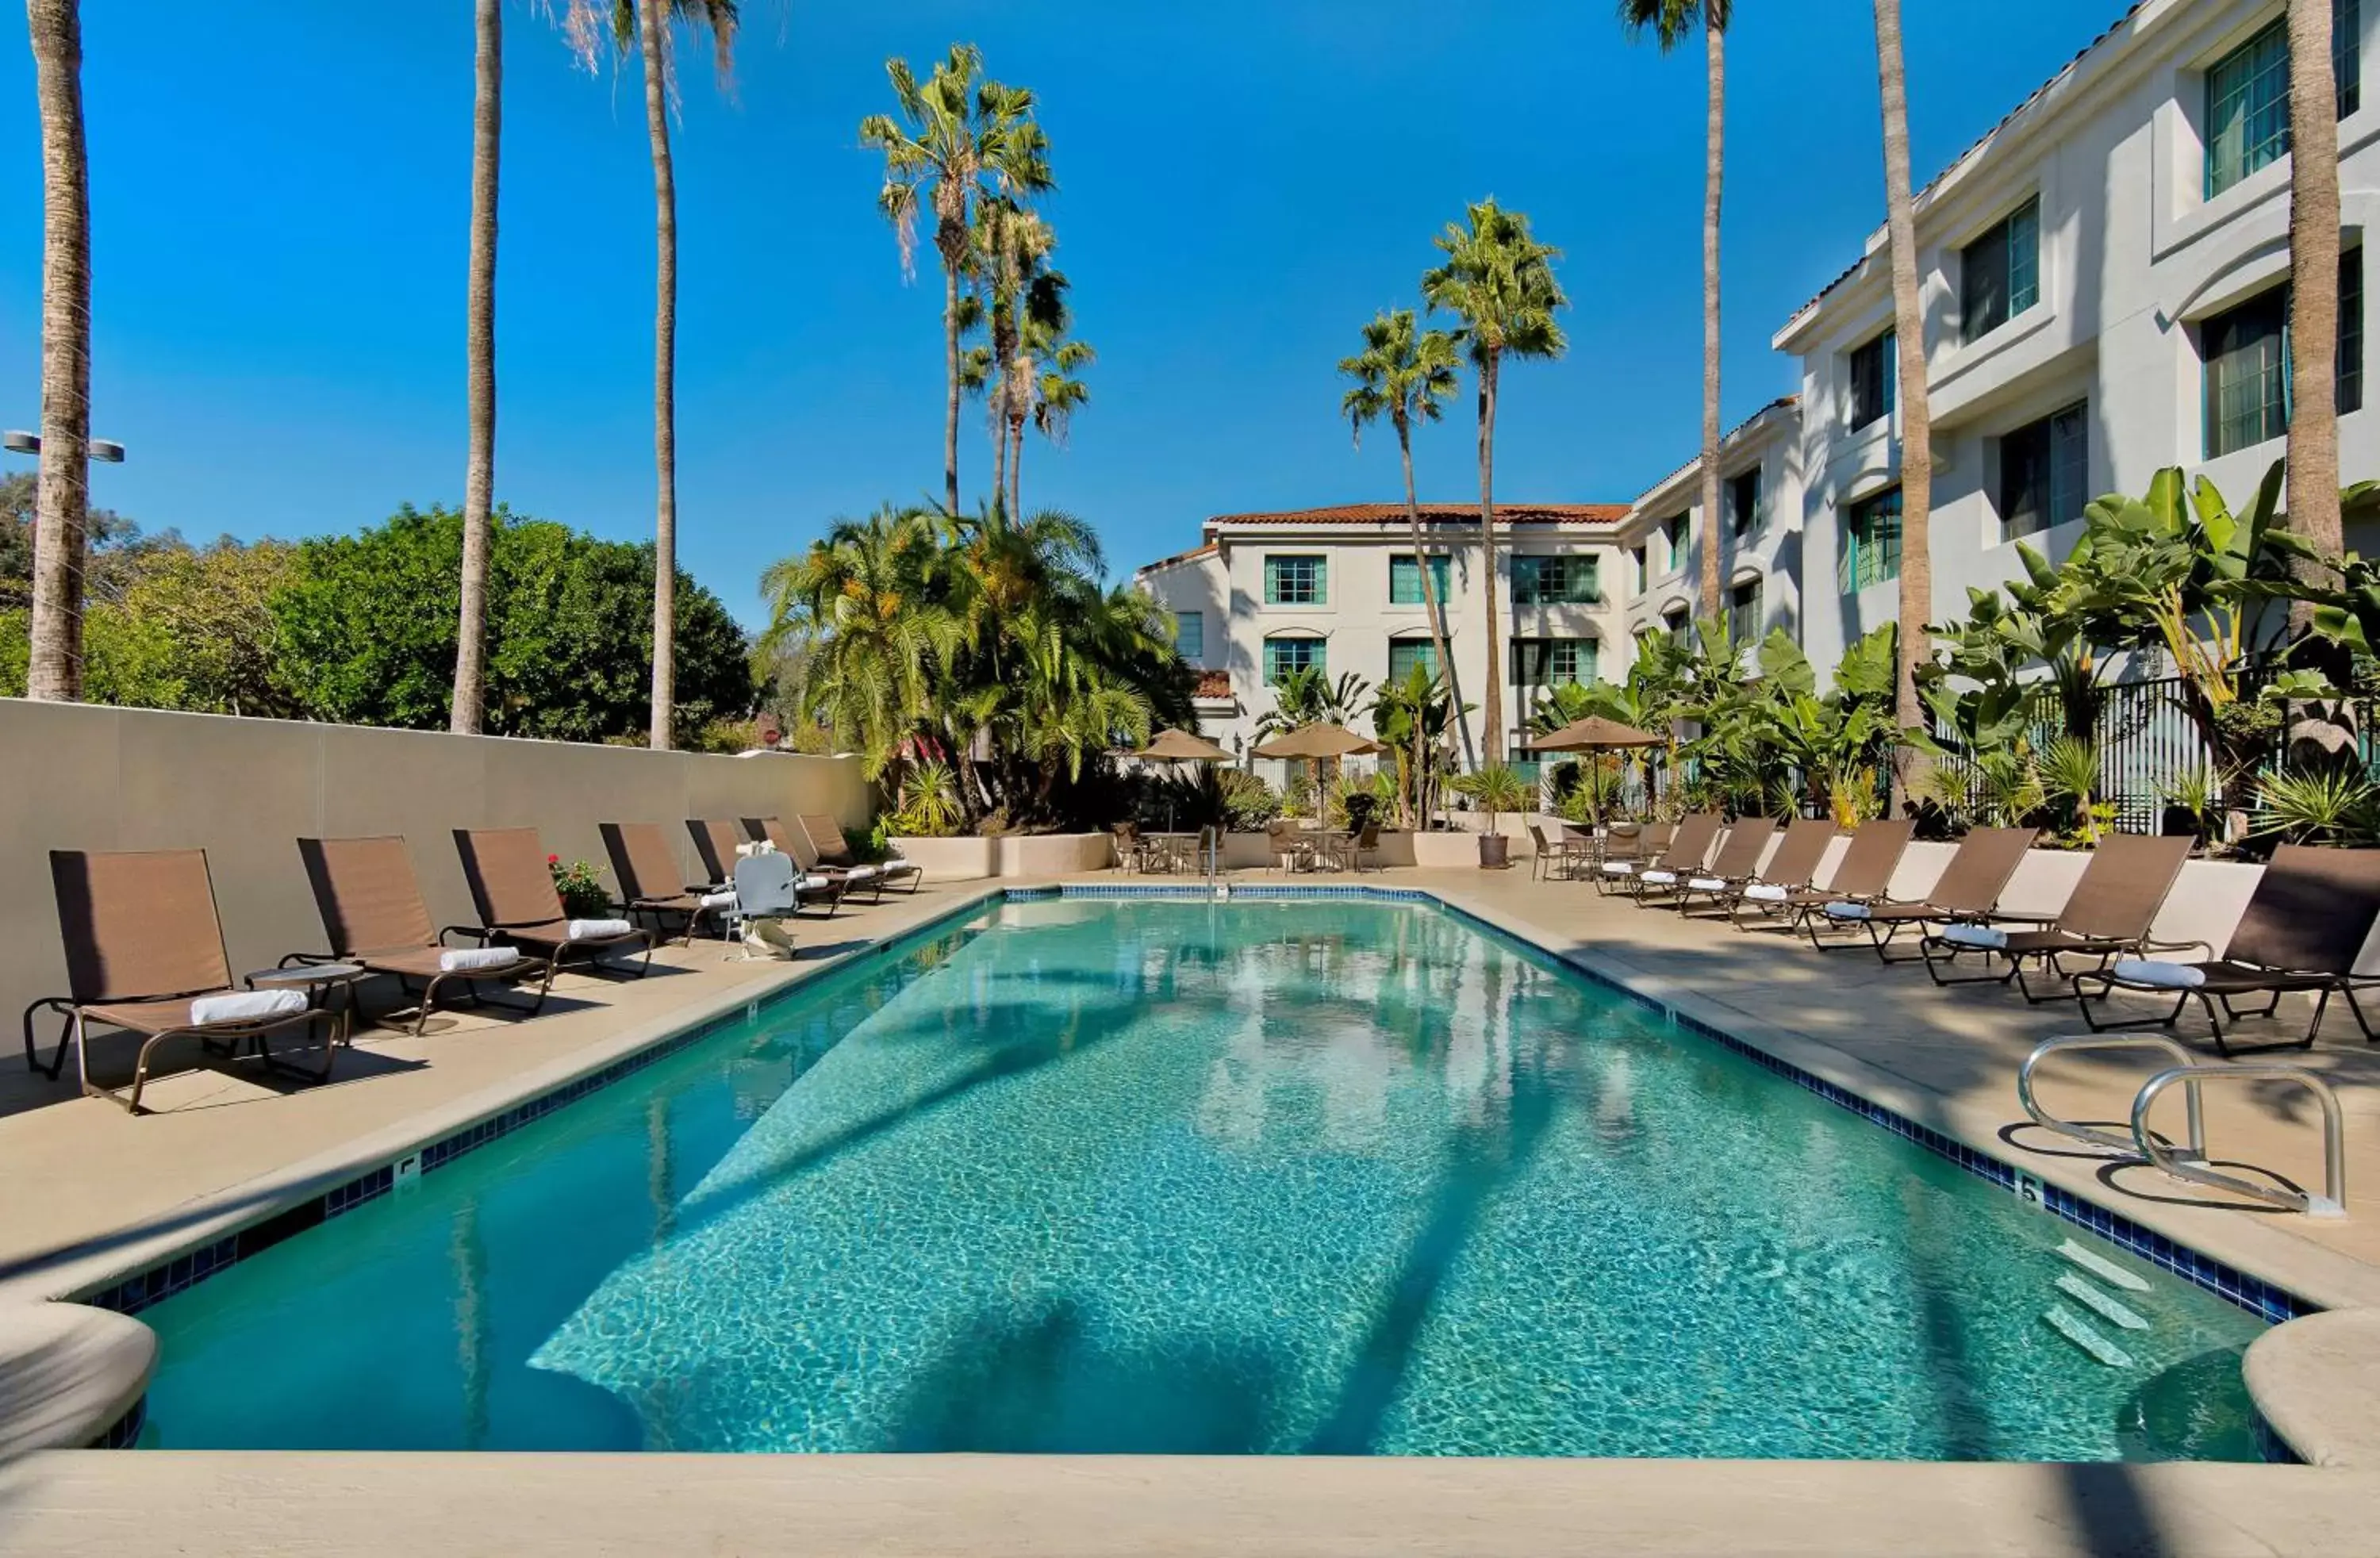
[243,962,368,1049]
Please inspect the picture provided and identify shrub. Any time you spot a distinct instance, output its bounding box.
[547,854,611,918]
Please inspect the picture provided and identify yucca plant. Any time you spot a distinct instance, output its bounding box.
[2251,767,2380,847]
[2036,735,2104,845]
[892,758,963,837]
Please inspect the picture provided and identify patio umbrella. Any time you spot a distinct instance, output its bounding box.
[1132,727,1234,839]
[1527,716,1664,829]
[1253,723,1382,833]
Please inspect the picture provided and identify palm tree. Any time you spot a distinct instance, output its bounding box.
[451,0,503,735]
[2285,0,2343,584]
[1019,304,1090,516]
[1338,309,1476,769]
[23,0,90,703]
[1421,199,1568,766]
[861,45,1053,515]
[1870,0,1934,773]
[558,0,740,750]
[1620,0,1731,625]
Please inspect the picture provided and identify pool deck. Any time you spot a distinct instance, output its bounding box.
[4,866,2380,1555]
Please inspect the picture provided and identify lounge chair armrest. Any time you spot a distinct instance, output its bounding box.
[2140,935,2215,959]
[438,924,493,948]
[1984,910,2059,925]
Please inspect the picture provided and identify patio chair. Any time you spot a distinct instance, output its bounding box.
[1670,817,1783,915]
[1331,821,1383,874]
[25,850,335,1114]
[1528,823,1592,882]
[1752,818,1915,935]
[1614,812,1724,904]
[798,814,922,894]
[1111,822,1153,874]
[736,818,864,911]
[1710,817,1837,927]
[1918,832,2192,1002]
[292,835,543,1036]
[1266,819,1315,873]
[2071,843,2380,1055]
[601,823,731,947]
[1811,826,2040,960]
[451,827,653,983]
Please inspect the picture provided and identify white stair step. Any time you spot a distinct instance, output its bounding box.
[2044,1306,2135,1368]
[2057,1239,2149,1292]
[2056,1272,2149,1331]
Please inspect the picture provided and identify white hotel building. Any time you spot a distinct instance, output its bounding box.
[1139,0,2377,725]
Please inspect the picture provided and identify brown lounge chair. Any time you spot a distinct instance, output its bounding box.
[1670,817,1780,915]
[2072,843,2380,1055]
[799,814,922,894]
[1616,812,1724,904]
[1812,825,2039,959]
[293,835,543,1035]
[1763,817,1916,934]
[1917,832,2192,1002]
[735,817,860,911]
[601,823,728,947]
[25,850,334,1114]
[1709,816,1838,925]
[451,827,653,982]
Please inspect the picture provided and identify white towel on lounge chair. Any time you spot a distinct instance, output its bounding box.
[565,918,635,941]
[2111,957,2205,989]
[1641,869,1678,885]
[841,863,883,881]
[1823,901,1871,921]
[1941,924,2009,950]
[1601,862,1638,876]
[1687,877,1729,892]
[1741,882,1790,903]
[190,988,309,1026]
[439,946,520,974]
[881,857,919,874]
[697,889,737,911]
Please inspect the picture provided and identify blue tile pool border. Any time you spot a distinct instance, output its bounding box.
[74,881,2317,1342]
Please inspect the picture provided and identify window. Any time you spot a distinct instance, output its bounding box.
[1388,553,1451,606]
[1263,635,1325,684]
[1729,578,1761,644]
[1173,610,1204,664]
[1264,554,1326,605]
[1849,328,1897,430]
[1662,513,1690,572]
[2206,1,2359,200]
[1664,606,1690,643]
[1511,554,1600,604]
[1728,467,1763,537]
[1998,402,2090,539]
[1511,637,1595,686]
[1631,546,1649,593]
[1839,487,1903,591]
[2202,255,2365,459]
[1388,638,1440,683]
[1961,198,2040,344]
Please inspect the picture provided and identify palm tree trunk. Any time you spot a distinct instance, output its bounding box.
[1873,0,1933,797]
[1477,351,1504,767]
[1696,21,1726,628]
[636,0,676,750]
[452,0,501,735]
[24,0,90,704]
[1398,412,1476,769]
[942,261,962,513]
[991,400,1009,516]
[1008,414,1024,517]
[2285,0,2343,604]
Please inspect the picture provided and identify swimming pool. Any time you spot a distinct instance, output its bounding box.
[132,896,2269,1459]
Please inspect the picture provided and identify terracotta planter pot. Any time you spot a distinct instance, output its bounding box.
[1478,834,1511,869]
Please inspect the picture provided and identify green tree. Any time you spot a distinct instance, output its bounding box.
[118,536,305,716]
[1339,308,1474,768]
[1421,199,1568,766]
[862,44,1054,514]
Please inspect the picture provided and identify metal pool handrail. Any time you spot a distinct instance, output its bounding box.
[2019,1034,2205,1161]
[2132,1065,2347,1218]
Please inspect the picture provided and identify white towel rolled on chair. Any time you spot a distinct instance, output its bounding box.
[565,918,635,941]
[1640,869,1678,886]
[191,988,309,1025]
[1823,901,1871,921]
[2110,957,2205,989]
[439,946,521,974]
[1601,862,1638,876]
[697,889,738,911]
[1741,882,1790,903]
[1687,877,1728,892]
[1941,924,2009,950]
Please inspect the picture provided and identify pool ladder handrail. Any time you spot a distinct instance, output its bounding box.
[2018,1034,2206,1163]
[2132,1065,2347,1218]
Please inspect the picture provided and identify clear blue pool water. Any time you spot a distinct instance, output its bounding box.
[134,898,2267,1459]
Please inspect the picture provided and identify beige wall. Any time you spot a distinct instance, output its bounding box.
[0,699,869,1034]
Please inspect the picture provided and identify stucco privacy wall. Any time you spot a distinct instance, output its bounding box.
[0,699,869,1040]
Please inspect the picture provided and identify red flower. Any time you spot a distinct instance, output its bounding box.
[547,854,560,864]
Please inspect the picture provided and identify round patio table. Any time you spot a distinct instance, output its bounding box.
[242,962,368,1047]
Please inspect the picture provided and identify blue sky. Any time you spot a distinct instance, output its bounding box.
[1,1,2117,626]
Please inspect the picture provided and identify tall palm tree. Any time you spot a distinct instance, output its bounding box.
[23,0,90,703]
[1338,308,1476,769]
[1024,323,1093,515]
[861,45,1053,515]
[1620,0,1731,624]
[559,0,740,750]
[969,198,1059,515]
[2285,0,2343,580]
[1421,199,1568,766]
[1871,0,1933,765]
[451,0,503,735]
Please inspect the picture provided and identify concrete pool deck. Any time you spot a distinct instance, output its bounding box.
[4,866,2380,1554]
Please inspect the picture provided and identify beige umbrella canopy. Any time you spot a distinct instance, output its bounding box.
[1135,728,1235,762]
[1528,715,1664,753]
[1251,723,1382,760]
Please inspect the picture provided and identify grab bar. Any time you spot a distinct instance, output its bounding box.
[2132,1065,2347,1218]
[2019,1034,2205,1162]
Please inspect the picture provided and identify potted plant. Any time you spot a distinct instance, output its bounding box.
[546,854,612,919]
[1449,762,1533,869]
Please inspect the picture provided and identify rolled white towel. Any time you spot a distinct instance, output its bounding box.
[1823,901,1871,921]
[736,840,776,858]
[881,857,918,873]
[697,889,738,911]
[1687,877,1729,892]
[2111,957,2205,990]
[1600,862,1638,877]
[1741,882,1790,903]
[191,988,309,1026]
[1941,924,2009,950]
[1640,869,1678,886]
[565,918,635,941]
[800,873,834,890]
[439,946,520,974]
[842,864,882,881]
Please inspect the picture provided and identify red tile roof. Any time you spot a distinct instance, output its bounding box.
[1205,502,1628,528]
[1138,542,1218,574]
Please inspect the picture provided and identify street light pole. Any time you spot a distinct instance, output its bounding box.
[2,431,124,462]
